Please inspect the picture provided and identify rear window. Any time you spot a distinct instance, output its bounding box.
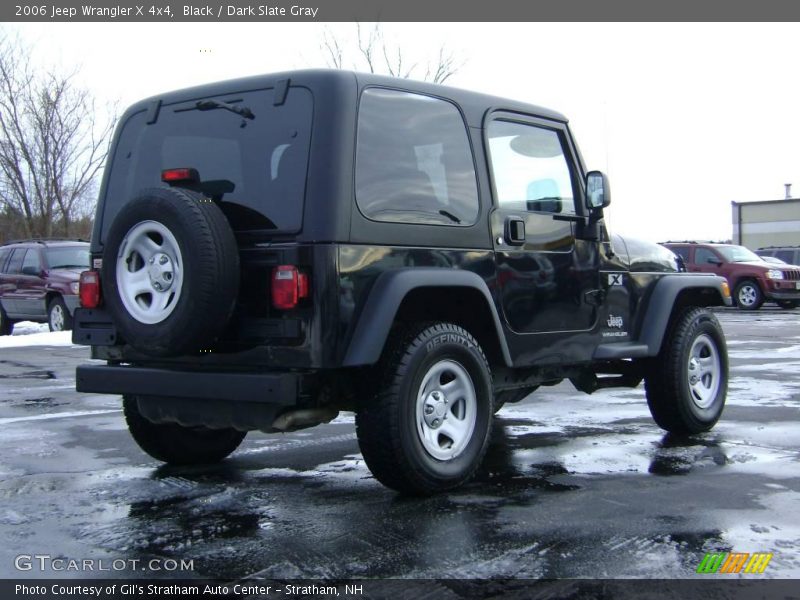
[102,86,313,236]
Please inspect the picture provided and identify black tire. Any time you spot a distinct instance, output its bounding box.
[734,279,763,310]
[123,395,246,465]
[102,187,239,357]
[777,300,799,310]
[0,306,12,336]
[355,322,493,495]
[645,307,728,434]
[47,297,73,332]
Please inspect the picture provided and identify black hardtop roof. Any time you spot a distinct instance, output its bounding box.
[127,69,568,124]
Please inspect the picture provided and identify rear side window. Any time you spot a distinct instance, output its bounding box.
[356,88,479,226]
[670,246,689,261]
[103,86,313,236]
[0,248,10,272]
[6,248,25,274]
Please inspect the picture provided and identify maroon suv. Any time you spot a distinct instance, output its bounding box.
[0,239,90,334]
[663,242,800,310]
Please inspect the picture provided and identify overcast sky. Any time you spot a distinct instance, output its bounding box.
[5,22,800,243]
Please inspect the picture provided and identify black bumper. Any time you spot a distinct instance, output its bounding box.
[76,364,298,405]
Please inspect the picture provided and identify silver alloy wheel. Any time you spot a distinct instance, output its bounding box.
[415,359,477,461]
[687,333,721,409]
[49,303,65,331]
[116,220,184,324]
[737,284,758,307]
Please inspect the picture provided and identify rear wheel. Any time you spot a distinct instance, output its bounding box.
[645,307,728,434]
[356,322,493,495]
[47,297,73,332]
[123,395,246,465]
[734,279,763,310]
[0,306,12,336]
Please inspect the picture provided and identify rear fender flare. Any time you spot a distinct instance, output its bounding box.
[342,268,512,367]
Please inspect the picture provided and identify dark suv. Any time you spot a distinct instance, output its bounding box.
[74,70,732,494]
[663,241,800,310]
[757,246,800,268]
[0,239,90,334]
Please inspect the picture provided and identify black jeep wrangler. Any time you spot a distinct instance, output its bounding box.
[74,70,732,494]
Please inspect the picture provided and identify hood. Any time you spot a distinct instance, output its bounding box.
[611,234,681,273]
[46,268,83,282]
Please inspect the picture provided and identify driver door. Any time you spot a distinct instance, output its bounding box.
[486,114,599,336]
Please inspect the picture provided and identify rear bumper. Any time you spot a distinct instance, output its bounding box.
[76,364,298,405]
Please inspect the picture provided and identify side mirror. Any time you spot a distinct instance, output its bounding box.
[707,257,722,266]
[585,171,611,211]
[21,266,41,277]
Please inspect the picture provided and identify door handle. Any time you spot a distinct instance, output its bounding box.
[504,216,525,246]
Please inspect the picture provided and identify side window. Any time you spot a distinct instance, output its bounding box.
[694,248,719,265]
[487,120,577,215]
[6,248,26,274]
[356,88,479,226]
[0,248,10,273]
[671,247,690,262]
[21,249,41,274]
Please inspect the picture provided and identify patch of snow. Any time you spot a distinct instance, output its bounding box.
[0,329,76,348]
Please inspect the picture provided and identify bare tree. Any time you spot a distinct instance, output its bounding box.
[321,24,461,84]
[0,34,115,240]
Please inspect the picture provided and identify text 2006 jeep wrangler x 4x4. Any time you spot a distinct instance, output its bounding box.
[74,70,732,494]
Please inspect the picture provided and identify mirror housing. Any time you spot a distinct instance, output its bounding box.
[585,171,611,211]
[21,266,41,277]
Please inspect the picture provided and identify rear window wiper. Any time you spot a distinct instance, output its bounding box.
[196,99,254,119]
[176,98,255,120]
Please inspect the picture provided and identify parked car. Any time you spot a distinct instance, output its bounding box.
[757,246,800,266]
[0,239,90,334]
[662,241,800,310]
[73,70,732,494]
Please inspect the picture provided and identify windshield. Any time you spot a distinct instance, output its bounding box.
[716,245,763,263]
[46,247,90,269]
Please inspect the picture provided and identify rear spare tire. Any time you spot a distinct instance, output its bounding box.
[103,187,239,356]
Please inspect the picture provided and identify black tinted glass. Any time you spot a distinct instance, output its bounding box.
[103,86,313,236]
[356,88,479,226]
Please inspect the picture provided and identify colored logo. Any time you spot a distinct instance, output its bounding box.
[696,552,773,574]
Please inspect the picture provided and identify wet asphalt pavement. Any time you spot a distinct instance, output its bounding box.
[0,308,799,581]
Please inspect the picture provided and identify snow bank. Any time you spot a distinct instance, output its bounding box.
[0,321,76,348]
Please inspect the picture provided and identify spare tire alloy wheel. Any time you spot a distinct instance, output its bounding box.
[103,187,239,357]
[117,220,183,324]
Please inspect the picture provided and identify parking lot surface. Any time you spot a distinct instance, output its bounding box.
[0,310,798,579]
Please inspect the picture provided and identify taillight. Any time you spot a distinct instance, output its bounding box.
[271,265,309,310]
[79,270,101,308]
[161,168,200,184]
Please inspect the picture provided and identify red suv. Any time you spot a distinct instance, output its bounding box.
[0,239,90,334]
[662,242,800,310]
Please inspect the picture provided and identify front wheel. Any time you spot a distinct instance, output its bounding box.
[356,323,493,495]
[123,396,246,465]
[734,279,763,310]
[645,307,728,434]
[48,297,73,332]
